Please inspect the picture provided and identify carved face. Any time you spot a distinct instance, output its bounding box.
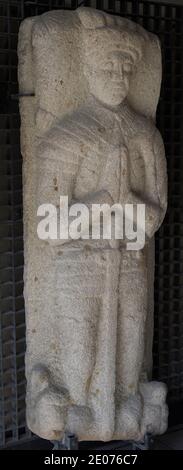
[84,51,136,106]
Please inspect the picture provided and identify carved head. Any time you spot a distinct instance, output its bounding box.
[83,47,139,106]
[78,8,147,106]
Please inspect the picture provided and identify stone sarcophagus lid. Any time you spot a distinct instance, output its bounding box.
[18,7,168,442]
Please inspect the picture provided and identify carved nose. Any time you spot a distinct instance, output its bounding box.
[118,65,124,79]
[113,62,123,78]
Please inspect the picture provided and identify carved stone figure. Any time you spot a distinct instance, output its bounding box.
[18,7,168,442]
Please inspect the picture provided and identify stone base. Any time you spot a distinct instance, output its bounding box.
[27,369,168,442]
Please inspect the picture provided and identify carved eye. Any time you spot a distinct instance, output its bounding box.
[123,62,132,73]
[105,61,113,71]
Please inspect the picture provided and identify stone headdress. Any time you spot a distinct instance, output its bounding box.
[77,7,148,65]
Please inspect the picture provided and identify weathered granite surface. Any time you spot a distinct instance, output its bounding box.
[18,7,168,441]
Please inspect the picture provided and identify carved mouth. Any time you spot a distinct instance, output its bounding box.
[110,79,125,87]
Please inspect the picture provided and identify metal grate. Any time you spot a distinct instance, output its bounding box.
[0,0,183,448]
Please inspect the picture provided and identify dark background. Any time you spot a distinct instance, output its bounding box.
[0,0,183,449]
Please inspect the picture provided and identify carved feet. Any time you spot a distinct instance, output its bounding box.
[27,367,168,441]
[27,366,69,440]
[140,381,168,436]
[27,365,95,441]
[115,381,168,440]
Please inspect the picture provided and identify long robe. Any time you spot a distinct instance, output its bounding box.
[26,97,167,440]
